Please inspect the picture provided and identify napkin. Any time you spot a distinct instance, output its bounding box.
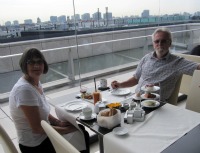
[55,106,86,151]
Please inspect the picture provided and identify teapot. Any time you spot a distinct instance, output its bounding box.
[94,101,106,114]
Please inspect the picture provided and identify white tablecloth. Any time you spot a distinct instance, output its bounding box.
[104,104,200,153]
[53,89,139,151]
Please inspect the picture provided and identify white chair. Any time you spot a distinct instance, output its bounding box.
[41,120,80,153]
[168,53,200,105]
[185,70,200,113]
[0,124,18,153]
[168,75,182,105]
[174,53,200,95]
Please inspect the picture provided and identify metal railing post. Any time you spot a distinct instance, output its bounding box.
[143,37,149,55]
[67,48,75,81]
[187,30,194,51]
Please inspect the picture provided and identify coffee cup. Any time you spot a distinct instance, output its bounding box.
[100,79,107,88]
[82,107,92,119]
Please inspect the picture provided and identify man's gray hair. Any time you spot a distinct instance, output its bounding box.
[152,27,172,42]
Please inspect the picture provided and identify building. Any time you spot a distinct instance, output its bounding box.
[13,20,19,26]
[24,19,33,24]
[141,10,150,18]
[103,12,112,20]
[5,21,11,26]
[58,15,67,23]
[183,12,190,16]
[37,17,41,24]
[81,13,90,21]
[71,14,80,21]
[50,16,58,24]
[92,12,102,20]
[194,11,200,16]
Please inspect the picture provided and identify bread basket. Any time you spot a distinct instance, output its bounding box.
[97,108,121,129]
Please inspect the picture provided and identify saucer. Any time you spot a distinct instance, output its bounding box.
[141,86,160,92]
[79,113,96,121]
[98,87,110,91]
[112,127,128,135]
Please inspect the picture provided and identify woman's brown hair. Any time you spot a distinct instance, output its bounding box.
[19,48,48,74]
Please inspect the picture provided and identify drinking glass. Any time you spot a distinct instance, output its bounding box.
[80,86,87,99]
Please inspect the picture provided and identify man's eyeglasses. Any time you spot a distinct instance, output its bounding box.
[153,39,170,44]
[27,59,44,65]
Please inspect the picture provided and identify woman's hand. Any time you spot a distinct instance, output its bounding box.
[65,124,78,133]
[49,114,72,127]
[59,121,72,127]
[52,123,78,134]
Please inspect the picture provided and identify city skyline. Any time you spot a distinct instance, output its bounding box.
[0,0,200,24]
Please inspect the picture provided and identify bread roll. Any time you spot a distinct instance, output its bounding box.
[112,108,117,116]
[101,110,110,116]
[109,108,117,116]
[101,108,117,117]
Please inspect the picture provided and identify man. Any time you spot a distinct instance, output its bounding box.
[111,27,200,102]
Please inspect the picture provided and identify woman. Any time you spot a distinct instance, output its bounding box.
[9,48,80,153]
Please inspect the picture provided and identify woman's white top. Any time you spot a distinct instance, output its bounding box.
[9,77,50,147]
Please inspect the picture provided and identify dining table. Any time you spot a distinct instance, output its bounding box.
[50,87,135,152]
[50,87,200,153]
[103,103,200,153]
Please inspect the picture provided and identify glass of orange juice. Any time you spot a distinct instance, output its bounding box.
[93,91,101,105]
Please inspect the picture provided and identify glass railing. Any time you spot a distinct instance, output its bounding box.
[0,26,200,100]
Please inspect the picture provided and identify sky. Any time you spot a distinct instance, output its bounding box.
[0,0,200,24]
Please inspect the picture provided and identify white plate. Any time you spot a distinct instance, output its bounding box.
[64,101,87,111]
[111,88,131,96]
[79,113,96,120]
[141,100,160,108]
[141,93,160,100]
[112,127,128,135]
[141,86,160,92]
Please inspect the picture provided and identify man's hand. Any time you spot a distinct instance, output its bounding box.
[111,80,120,89]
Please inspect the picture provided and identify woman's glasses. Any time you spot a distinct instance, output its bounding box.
[27,59,44,65]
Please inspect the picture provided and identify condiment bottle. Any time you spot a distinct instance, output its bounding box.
[94,101,106,114]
